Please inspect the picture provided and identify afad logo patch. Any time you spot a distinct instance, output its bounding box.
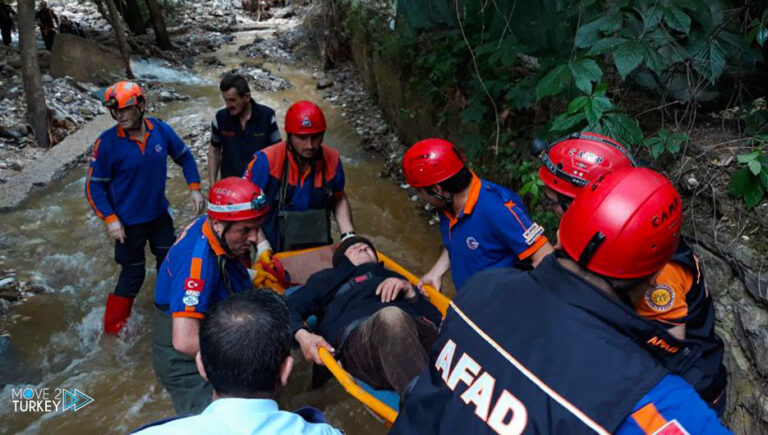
[466,237,480,250]
[301,116,312,128]
[653,419,690,435]
[645,284,675,312]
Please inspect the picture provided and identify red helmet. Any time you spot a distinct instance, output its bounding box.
[103,81,144,110]
[207,177,269,222]
[402,138,466,188]
[560,167,682,279]
[535,132,636,198]
[285,101,327,135]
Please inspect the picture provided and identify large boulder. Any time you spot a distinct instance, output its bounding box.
[49,33,123,83]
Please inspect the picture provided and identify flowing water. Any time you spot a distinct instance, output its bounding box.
[0,30,449,434]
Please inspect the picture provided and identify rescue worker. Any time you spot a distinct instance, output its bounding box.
[136,290,342,434]
[35,1,58,50]
[208,73,281,186]
[86,81,204,335]
[402,138,553,292]
[244,100,355,255]
[391,168,731,434]
[534,131,727,415]
[152,177,269,415]
[0,1,15,46]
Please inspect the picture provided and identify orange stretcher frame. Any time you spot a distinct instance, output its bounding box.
[274,247,451,425]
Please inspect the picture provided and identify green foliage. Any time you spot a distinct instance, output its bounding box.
[643,129,689,159]
[729,151,768,209]
[346,0,763,208]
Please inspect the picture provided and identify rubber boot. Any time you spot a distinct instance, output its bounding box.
[104,293,134,334]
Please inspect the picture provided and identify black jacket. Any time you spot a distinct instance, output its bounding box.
[287,257,442,347]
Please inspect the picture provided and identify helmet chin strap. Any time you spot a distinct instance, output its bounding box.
[430,188,453,207]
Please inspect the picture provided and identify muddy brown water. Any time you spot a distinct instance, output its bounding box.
[0,31,450,434]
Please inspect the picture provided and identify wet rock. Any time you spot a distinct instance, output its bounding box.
[158,89,191,102]
[227,66,290,92]
[738,301,768,378]
[316,78,334,89]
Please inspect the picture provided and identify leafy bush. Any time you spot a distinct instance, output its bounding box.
[342,0,764,207]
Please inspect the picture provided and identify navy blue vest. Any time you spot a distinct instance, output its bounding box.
[391,255,702,434]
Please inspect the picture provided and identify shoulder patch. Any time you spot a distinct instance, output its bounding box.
[644,284,675,312]
[653,419,690,435]
[523,223,544,246]
[184,277,204,292]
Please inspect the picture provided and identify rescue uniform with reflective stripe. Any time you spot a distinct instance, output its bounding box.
[210,99,281,179]
[151,215,253,415]
[635,239,727,411]
[154,215,252,318]
[86,118,201,226]
[391,255,730,434]
[244,142,345,251]
[438,174,548,291]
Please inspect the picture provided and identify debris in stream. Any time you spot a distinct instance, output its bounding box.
[227,65,291,92]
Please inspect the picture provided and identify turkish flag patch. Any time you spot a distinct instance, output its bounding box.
[184,278,204,292]
[654,420,690,435]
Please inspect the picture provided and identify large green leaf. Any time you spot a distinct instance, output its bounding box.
[663,6,692,34]
[642,6,663,30]
[587,37,628,55]
[584,96,614,125]
[575,16,610,48]
[744,182,765,209]
[748,159,762,176]
[550,112,586,133]
[708,40,726,84]
[729,167,753,195]
[644,48,669,73]
[535,65,572,100]
[569,58,603,94]
[567,96,590,114]
[601,112,643,146]
[613,41,647,79]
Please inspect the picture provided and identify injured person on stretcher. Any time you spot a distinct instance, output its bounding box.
[287,236,443,396]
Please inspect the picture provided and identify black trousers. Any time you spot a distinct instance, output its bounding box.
[113,213,175,298]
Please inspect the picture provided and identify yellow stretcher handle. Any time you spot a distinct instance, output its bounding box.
[377,252,451,317]
[318,347,399,425]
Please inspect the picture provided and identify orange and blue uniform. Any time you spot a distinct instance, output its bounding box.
[154,216,252,318]
[152,215,252,415]
[635,239,727,415]
[86,117,201,227]
[244,142,345,251]
[438,173,548,291]
[391,256,731,434]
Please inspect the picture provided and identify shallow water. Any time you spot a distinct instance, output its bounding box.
[0,30,449,434]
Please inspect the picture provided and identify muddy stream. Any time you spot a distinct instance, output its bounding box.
[0,29,446,434]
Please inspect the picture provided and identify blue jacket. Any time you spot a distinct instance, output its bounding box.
[438,174,548,290]
[86,118,201,226]
[390,255,731,434]
[154,216,252,319]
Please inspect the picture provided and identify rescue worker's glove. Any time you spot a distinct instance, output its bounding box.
[251,251,291,294]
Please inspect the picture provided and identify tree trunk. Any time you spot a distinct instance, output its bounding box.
[17,0,50,148]
[104,0,134,78]
[144,0,172,50]
[93,0,114,27]
[119,0,147,35]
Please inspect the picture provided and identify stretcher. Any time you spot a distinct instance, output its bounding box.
[273,245,451,425]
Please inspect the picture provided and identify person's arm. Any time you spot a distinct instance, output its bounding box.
[244,151,270,188]
[634,264,691,340]
[85,138,124,238]
[207,145,221,186]
[208,117,223,185]
[419,248,450,292]
[266,110,281,145]
[172,317,200,357]
[333,193,354,234]
[490,197,552,268]
[615,375,731,434]
[164,121,204,213]
[329,156,354,233]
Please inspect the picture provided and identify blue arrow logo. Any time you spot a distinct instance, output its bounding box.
[62,389,94,411]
